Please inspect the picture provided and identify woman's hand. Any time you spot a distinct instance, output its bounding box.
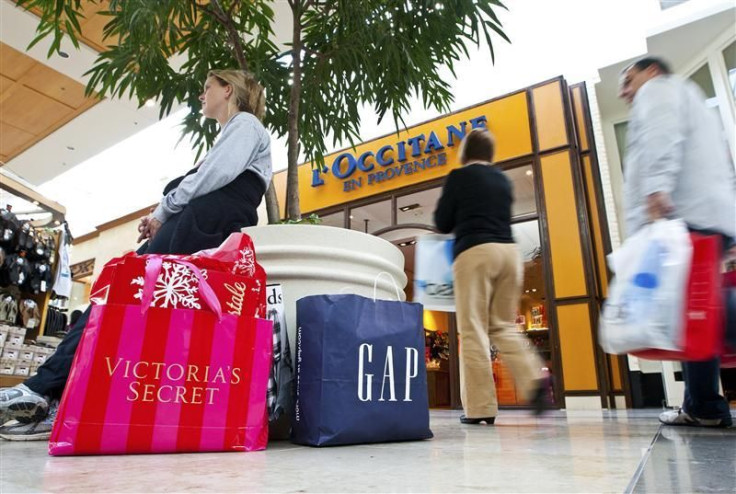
[136,215,151,243]
[147,218,162,240]
[136,214,163,243]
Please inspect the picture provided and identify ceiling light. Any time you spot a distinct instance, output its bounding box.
[526,170,533,177]
[32,201,39,206]
[66,146,75,151]
[399,203,421,212]
[349,215,354,219]
[58,51,70,59]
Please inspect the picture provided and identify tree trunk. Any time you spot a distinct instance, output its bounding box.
[211,0,249,71]
[285,1,303,221]
[265,179,281,224]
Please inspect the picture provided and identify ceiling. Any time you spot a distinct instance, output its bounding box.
[0,0,164,187]
[0,42,100,163]
[0,0,120,164]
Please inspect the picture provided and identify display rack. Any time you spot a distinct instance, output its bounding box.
[1,169,67,387]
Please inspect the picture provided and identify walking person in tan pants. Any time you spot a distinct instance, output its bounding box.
[434,128,548,424]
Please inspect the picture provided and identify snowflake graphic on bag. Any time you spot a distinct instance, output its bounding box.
[233,248,256,276]
[132,262,202,309]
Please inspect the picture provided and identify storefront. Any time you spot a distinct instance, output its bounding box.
[274,76,627,410]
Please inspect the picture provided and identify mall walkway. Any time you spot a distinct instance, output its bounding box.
[0,409,734,493]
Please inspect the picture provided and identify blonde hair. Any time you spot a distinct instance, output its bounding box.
[459,128,495,165]
[208,69,266,121]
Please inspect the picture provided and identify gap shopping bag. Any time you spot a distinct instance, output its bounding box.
[292,277,433,447]
[632,233,723,361]
[49,256,273,456]
[599,219,692,354]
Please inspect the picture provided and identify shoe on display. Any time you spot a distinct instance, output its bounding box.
[659,409,733,428]
[0,384,49,425]
[460,415,495,425]
[0,400,58,441]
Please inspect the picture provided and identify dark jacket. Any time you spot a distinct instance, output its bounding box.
[434,163,514,259]
[144,167,265,255]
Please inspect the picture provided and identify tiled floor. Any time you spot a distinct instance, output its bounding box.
[0,409,733,493]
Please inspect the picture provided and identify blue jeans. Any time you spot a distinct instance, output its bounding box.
[682,359,732,423]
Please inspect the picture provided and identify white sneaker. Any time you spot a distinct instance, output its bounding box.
[0,400,58,441]
[0,384,49,425]
[659,409,732,428]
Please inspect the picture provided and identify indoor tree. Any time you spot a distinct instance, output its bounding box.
[19,0,510,223]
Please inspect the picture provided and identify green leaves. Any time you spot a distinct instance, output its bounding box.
[295,0,509,169]
[21,0,510,220]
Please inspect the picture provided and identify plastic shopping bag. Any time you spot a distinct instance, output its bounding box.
[414,234,455,312]
[632,233,724,361]
[599,219,692,354]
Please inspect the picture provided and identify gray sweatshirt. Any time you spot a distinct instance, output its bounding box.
[153,112,272,223]
[624,75,736,238]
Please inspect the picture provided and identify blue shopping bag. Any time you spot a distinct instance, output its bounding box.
[292,292,433,447]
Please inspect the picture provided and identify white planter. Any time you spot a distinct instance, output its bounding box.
[242,224,407,360]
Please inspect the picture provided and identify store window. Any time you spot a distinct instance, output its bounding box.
[493,219,552,406]
[349,199,391,233]
[689,63,717,102]
[505,164,537,217]
[614,121,629,169]
[689,62,732,149]
[319,210,345,228]
[397,187,442,225]
[723,40,736,102]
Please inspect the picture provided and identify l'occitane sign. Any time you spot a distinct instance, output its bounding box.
[295,91,532,212]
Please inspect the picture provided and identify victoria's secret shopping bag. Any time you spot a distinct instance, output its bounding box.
[292,294,433,447]
[49,256,273,456]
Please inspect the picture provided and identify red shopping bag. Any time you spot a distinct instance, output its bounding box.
[49,256,273,456]
[107,257,266,319]
[88,233,267,318]
[632,233,722,361]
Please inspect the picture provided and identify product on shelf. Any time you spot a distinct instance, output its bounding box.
[0,358,15,376]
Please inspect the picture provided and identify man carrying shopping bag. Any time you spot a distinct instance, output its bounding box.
[618,57,735,427]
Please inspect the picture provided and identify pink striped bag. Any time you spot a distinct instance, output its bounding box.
[49,257,272,455]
